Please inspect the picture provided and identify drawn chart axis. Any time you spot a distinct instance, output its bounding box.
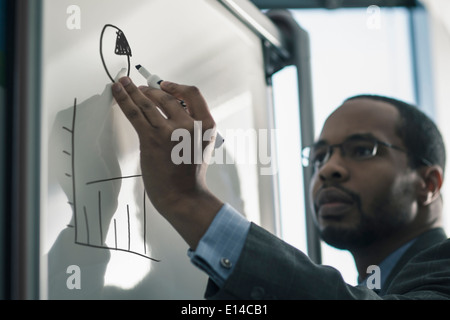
[64,97,160,262]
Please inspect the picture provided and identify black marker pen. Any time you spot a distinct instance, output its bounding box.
[136,64,163,89]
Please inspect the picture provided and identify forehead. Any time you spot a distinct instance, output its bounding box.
[319,98,402,144]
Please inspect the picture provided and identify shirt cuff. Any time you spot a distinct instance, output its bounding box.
[188,203,251,288]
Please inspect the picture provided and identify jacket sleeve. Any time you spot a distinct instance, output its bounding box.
[382,239,450,300]
[205,223,450,300]
[205,223,381,300]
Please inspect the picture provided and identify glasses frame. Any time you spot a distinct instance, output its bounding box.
[302,135,432,169]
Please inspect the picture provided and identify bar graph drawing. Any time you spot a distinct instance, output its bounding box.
[63,97,160,262]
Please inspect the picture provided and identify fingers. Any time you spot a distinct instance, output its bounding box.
[114,68,128,82]
[112,77,216,143]
[138,86,186,120]
[112,77,165,130]
[160,81,212,121]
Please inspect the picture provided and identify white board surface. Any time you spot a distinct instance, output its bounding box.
[40,0,273,299]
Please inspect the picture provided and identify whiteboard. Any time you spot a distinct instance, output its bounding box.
[40,0,275,299]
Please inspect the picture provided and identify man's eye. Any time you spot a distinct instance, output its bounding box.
[350,145,374,158]
[312,150,327,165]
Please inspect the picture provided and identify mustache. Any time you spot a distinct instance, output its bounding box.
[313,184,362,211]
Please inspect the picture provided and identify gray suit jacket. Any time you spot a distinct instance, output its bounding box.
[206,224,450,299]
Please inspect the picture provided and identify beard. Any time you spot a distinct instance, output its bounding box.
[319,215,380,251]
[316,184,414,252]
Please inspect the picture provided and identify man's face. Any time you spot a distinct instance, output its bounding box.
[310,98,420,251]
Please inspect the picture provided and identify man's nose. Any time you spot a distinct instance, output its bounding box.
[317,149,349,182]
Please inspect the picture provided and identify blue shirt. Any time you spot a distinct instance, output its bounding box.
[358,238,416,290]
[188,203,251,287]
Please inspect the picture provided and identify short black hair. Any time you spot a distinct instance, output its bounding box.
[345,94,446,174]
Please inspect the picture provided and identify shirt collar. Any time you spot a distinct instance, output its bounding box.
[358,238,417,289]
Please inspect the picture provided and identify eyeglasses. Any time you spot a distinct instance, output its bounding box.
[301,135,431,169]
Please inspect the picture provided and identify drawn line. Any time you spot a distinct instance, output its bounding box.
[114,219,117,250]
[71,98,78,243]
[62,126,73,133]
[127,205,131,251]
[74,241,160,262]
[67,96,159,262]
[100,24,132,83]
[84,206,90,245]
[65,173,72,178]
[143,190,147,255]
[86,174,142,185]
[98,191,103,246]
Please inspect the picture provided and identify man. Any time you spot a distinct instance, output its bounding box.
[111,76,450,299]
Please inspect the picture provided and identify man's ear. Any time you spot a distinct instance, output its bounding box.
[417,165,444,206]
